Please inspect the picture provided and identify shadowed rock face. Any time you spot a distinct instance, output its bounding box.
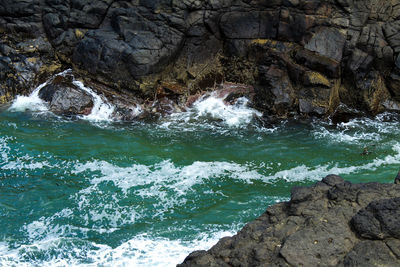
[2,0,400,119]
[178,175,400,267]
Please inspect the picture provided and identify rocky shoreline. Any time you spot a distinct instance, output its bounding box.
[179,174,400,266]
[1,2,400,266]
[2,0,400,122]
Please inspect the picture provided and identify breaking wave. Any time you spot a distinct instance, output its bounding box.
[312,113,400,144]
[0,230,236,267]
[8,70,115,122]
[161,92,262,129]
[2,80,400,267]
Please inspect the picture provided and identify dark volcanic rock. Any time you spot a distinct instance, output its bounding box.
[343,240,400,267]
[304,27,346,62]
[330,103,365,124]
[352,198,400,240]
[45,86,93,116]
[179,174,400,267]
[2,0,400,120]
[39,75,93,116]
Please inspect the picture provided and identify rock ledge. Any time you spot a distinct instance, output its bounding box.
[179,175,400,267]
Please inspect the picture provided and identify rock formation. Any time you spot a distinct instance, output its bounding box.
[38,73,94,115]
[178,175,400,266]
[2,0,400,119]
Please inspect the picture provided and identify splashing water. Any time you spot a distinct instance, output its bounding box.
[9,80,49,113]
[8,70,115,122]
[72,80,115,122]
[1,75,400,266]
[163,92,262,129]
[8,69,73,113]
[8,70,262,129]
[192,94,261,127]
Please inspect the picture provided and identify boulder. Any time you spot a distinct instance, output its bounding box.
[295,49,340,78]
[39,75,93,115]
[351,198,400,240]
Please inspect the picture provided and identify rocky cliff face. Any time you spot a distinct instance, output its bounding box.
[179,175,400,266]
[1,0,400,119]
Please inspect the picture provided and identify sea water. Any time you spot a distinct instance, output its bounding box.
[1,76,399,266]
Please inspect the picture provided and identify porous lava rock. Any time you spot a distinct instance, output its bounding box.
[179,174,400,266]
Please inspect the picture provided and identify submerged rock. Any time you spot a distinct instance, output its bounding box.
[179,174,400,266]
[110,98,143,121]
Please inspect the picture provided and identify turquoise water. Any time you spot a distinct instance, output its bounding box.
[0,89,400,266]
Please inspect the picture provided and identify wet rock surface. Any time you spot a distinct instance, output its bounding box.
[38,74,93,116]
[2,0,400,120]
[179,175,400,267]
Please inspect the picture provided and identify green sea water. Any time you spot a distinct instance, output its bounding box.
[0,82,400,266]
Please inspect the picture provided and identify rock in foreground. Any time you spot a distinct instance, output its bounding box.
[179,175,400,267]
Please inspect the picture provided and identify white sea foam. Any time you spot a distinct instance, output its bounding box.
[8,69,72,113]
[67,146,400,230]
[313,126,381,144]
[70,160,267,222]
[73,160,264,196]
[2,145,400,266]
[72,140,400,201]
[72,80,115,122]
[13,181,239,265]
[3,141,399,266]
[346,114,400,135]
[164,92,261,128]
[8,80,49,112]
[263,142,400,182]
[312,115,400,144]
[1,159,52,171]
[0,229,235,267]
[7,69,116,122]
[0,146,60,173]
[0,137,11,164]
[191,94,261,127]
[91,231,235,267]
